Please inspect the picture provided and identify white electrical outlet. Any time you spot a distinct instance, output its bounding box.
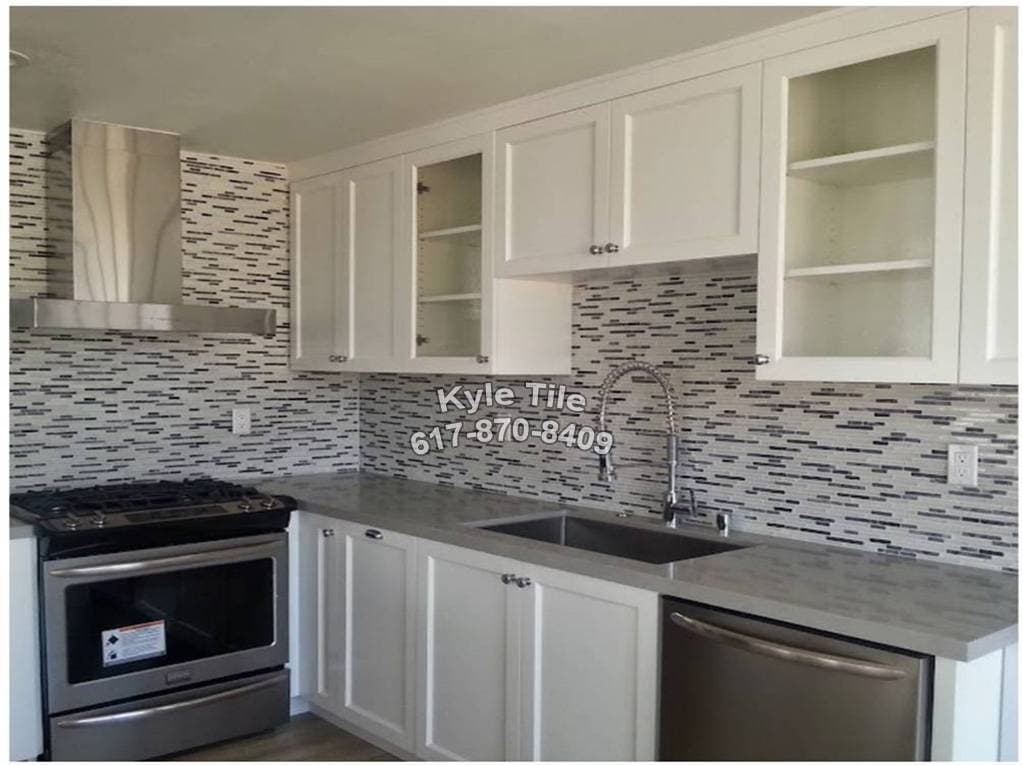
[947,444,979,487]
[232,407,251,436]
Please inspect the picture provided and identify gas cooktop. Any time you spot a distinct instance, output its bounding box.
[11,478,295,535]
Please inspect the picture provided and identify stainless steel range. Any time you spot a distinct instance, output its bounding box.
[11,478,296,761]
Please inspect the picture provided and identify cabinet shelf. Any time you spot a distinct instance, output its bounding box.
[788,141,935,186]
[786,258,932,279]
[418,223,482,240]
[418,292,482,304]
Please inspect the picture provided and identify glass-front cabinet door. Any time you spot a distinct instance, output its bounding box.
[403,135,493,371]
[756,13,967,382]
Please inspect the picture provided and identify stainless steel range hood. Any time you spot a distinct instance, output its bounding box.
[10,120,276,336]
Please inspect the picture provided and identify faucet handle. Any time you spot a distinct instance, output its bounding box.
[683,487,698,516]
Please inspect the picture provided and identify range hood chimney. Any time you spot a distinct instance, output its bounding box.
[10,119,276,336]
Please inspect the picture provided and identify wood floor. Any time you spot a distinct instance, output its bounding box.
[166,712,397,761]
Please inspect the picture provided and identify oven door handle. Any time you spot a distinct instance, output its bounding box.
[54,674,288,728]
[48,538,283,578]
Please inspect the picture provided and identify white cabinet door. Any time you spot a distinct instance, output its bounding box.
[337,522,417,749]
[297,514,416,749]
[416,542,522,761]
[609,64,761,267]
[290,157,402,372]
[959,7,1018,385]
[401,134,495,373]
[495,104,612,276]
[518,564,658,762]
[756,13,968,383]
[291,174,350,371]
[10,533,43,762]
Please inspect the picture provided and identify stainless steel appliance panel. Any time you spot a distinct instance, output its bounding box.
[49,668,289,761]
[659,599,931,761]
[48,119,182,304]
[44,533,288,712]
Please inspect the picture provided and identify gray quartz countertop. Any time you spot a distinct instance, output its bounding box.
[258,471,1017,662]
[10,517,34,541]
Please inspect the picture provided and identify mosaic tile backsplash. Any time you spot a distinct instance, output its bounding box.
[362,274,1019,573]
[9,130,1018,573]
[10,129,360,487]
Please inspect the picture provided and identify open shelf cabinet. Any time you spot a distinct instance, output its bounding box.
[756,14,968,382]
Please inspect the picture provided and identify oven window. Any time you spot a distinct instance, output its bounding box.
[64,559,275,684]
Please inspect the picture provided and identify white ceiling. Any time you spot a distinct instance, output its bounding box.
[11,6,828,163]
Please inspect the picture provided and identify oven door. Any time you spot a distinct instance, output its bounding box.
[43,532,288,713]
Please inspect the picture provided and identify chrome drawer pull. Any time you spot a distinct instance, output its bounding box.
[669,612,907,680]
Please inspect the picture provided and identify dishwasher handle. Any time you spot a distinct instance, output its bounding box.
[669,612,908,681]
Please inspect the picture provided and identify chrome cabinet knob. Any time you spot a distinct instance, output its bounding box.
[589,245,605,255]
[753,354,770,366]
[322,529,335,537]
[501,573,516,584]
[328,354,348,363]
[365,529,383,540]
[514,576,532,588]
[476,354,489,364]
[604,242,620,254]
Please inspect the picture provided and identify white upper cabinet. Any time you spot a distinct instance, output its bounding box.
[291,175,349,371]
[756,13,968,383]
[292,137,572,375]
[402,135,493,370]
[495,66,762,278]
[495,104,612,275]
[291,157,402,372]
[608,64,761,267]
[959,7,1018,385]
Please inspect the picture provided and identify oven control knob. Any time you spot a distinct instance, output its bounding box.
[260,499,275,509]
[63,514,80,530]
[238,501,252,512]
[90,512,106,526]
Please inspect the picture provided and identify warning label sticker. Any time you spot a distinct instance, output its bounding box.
[101,620,167,666]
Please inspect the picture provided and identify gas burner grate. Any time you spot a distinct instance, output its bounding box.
[11,478,260,519]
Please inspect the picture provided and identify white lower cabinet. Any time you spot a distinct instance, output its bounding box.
[296,514,417,751]
[296,526,657,760]
[416,543,521,760]
[518,562,658,761]
[416,540,658,761]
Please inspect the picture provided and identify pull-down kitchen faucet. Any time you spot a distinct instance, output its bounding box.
[595,361,696,528]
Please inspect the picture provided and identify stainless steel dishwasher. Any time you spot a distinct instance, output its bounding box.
[660,599,932,761]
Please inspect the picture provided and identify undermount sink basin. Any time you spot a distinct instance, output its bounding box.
[477,514,745,564]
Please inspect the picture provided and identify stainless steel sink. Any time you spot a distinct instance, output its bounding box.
[476,514,745,564]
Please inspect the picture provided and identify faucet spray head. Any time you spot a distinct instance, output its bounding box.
[598,451,616,483]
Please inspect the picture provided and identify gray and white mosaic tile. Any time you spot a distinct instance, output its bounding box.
[361,273,1019,573]
[9,129,360,489]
